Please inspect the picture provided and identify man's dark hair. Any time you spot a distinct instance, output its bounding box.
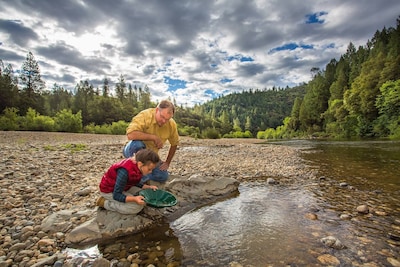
[135,149,160,165]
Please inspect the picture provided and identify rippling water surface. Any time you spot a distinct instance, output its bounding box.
[171,183,322,266]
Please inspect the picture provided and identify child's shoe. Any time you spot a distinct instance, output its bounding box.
[96,196,105,208]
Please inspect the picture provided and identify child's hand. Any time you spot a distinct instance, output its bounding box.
[149,185,158,191]
[143,184,158,191]
[133,195,146,205]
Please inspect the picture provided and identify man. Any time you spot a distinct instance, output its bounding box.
[123,100,179,188]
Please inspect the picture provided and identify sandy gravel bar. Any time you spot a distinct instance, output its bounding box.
[0,131,315,266]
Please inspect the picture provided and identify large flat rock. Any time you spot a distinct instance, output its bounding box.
[56,175,239,247]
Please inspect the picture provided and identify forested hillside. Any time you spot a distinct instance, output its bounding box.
[273,17,400,139]
[187,86,306,134]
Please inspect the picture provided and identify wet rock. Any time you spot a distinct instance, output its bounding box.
[387,257,400,267]
[30,254,59,267]
[374,210,387,216]
[64,218,102,245]
[0,258,13,267]
[317,254,340,266]
[305,213,318,220]
[320,236,346,249]
[103,243,122,254]
[308,206,320,213]
[388,232,400,241]
[91,258,110,267]
[229,261,243,267]
[339,213,352,220]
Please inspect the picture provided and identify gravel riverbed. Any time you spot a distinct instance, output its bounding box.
[0,131,315,266]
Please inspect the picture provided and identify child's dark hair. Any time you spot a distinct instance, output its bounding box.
[135,148,160,165]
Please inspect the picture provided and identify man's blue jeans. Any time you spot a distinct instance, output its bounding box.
[122,140,146,158]
[122,140,168,183]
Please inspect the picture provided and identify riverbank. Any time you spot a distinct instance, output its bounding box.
[0,131,315,266]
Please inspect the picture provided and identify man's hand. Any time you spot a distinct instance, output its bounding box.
[153,136,164,149]
[159,161,170,171]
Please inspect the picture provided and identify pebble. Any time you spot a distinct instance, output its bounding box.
[317,254,340,266]
[320,236,346,249]
[356,204,370,214]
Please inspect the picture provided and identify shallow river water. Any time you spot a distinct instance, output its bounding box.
[101,140,400,266]
[171,182,323,266]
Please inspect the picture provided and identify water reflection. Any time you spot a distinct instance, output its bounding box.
[273,139,400,188]
[171,182,321,266]
[169,140,400,266]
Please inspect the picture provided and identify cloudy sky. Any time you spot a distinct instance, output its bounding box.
[0,0,399,107]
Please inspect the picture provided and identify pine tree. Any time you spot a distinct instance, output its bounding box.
[18,51,45,114]
[0,60,19,113]
[115,74,126,101]
[102,77,110,97]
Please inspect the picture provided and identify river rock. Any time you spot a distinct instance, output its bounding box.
[320,236,346,249]
[387,257,400,267]
[30,254,59,267]
[305,213,318,220]
[317,254,340,266]
[356,204,369,214]
[339,213,352,220]
[91,258,111,267]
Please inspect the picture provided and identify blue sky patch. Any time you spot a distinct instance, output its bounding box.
[220,78,233,84]
[204,89,218,98]
[240,56,254,62]
[225,54,254,62]
[305,12,327,24]
[326,43,335,48]
[164,76,187,92]
[269,42,314,53]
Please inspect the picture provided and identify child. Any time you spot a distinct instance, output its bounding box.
[96,148,160,215]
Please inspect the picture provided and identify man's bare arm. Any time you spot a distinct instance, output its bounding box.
[159,145,178,171]
[165,145,177,165]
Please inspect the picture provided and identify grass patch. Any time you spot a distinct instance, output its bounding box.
[43,145,57,151]
[16,138,27,145]
[63,143,87,152]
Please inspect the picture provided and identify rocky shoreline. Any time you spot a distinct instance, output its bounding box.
[0,131,315,266]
